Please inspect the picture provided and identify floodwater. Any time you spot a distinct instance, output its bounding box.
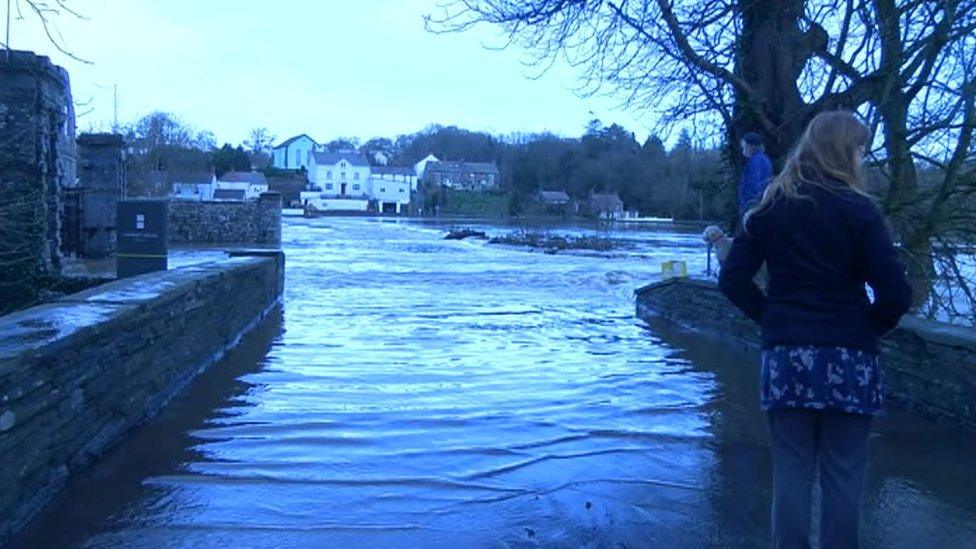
[11,218,975,548]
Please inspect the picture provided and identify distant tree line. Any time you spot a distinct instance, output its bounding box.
[369,121,731,221]
[120,112,276,195]
[119,112,730,220]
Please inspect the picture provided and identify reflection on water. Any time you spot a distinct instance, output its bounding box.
[12,218,974,548]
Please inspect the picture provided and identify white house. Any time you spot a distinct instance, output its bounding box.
[301,151,414,214]
[307,150,372,195]
[170,171,268,202]
[170,172,216,201]
[413,153,439,178]
[217,170,269,200]
[368,167,414,214]
[302,150,372,213]
[371,166,418,191]
[272,134,318,170]
[171,182,214,201]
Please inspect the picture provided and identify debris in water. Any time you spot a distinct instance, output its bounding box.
[444,229,487,240]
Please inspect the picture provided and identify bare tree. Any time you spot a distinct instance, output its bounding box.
[245,127,276,154]
[429,0,976,322]
[4,0,90,63]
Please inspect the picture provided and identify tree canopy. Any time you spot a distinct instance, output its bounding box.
[427,0,976,323]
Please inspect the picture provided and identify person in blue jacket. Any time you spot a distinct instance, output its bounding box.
[719,111,912,548]
[739,132,773,218]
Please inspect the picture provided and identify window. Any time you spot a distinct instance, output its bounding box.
[399,188,404,193]
[325,183,333,190]
[341,172,346,180]
[136,214,145,230]
[354,172,359,180]
[353,184,361,191]
[326,171,332,179]
[380,188,386,193]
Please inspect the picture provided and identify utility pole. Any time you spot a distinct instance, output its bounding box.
[5,0,11,61]
[95,82,120,132]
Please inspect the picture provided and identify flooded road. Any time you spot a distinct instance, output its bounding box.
[12,218,975,548]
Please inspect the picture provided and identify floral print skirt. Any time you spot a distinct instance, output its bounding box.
[760,345,884,415]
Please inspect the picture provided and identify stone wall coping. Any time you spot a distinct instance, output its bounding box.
[0,301,133,364]
[0,256,273,364]
[897,315,976,350]
[0,50,69,84]
[635,277,975,351]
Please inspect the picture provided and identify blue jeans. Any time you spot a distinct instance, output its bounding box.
[767,408,872,548]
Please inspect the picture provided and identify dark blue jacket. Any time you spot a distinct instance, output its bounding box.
[719,180,912,353]
[739,152,773,215]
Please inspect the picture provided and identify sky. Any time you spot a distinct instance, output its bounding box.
[6,0,651,147]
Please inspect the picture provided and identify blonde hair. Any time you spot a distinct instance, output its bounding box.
[743,111,871,228]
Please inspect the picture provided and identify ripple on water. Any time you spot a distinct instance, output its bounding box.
[15,218,973,549]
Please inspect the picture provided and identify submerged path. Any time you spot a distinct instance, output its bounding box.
[12,218,975,547]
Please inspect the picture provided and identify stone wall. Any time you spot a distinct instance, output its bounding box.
[0,50,77,313]
[635,277,975,425]
[168,192,282,246]
[0,251,285,543]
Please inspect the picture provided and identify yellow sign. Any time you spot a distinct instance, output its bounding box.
[662,260,688,278]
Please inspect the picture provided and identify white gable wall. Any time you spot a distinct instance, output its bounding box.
[272,135,317,170]
[413,154,439,178]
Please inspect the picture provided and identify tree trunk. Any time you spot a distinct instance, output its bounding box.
[731,0,817,168]
[878,94,934,309]
[726,0,823,228]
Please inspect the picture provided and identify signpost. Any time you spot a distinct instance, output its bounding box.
[116,200,168,278]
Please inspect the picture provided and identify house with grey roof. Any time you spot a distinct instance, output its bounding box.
[271,134,318,170]
[588,192,625,219]
[219,170,268,187]
[168,171,217,201]
[217,170,269,200]
[370,166,418,192]
[308,150,371,197]
[422,160,500,191]
[537,190,571,205]
[536,190,574,215]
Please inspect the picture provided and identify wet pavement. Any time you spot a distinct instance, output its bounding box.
[11,218,975,548]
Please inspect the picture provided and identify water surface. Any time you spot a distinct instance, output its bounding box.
[13,218,974,548]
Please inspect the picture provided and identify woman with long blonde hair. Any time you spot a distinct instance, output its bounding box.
[720,111,912,547]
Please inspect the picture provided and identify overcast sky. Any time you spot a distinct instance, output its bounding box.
[7,0,651,146]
